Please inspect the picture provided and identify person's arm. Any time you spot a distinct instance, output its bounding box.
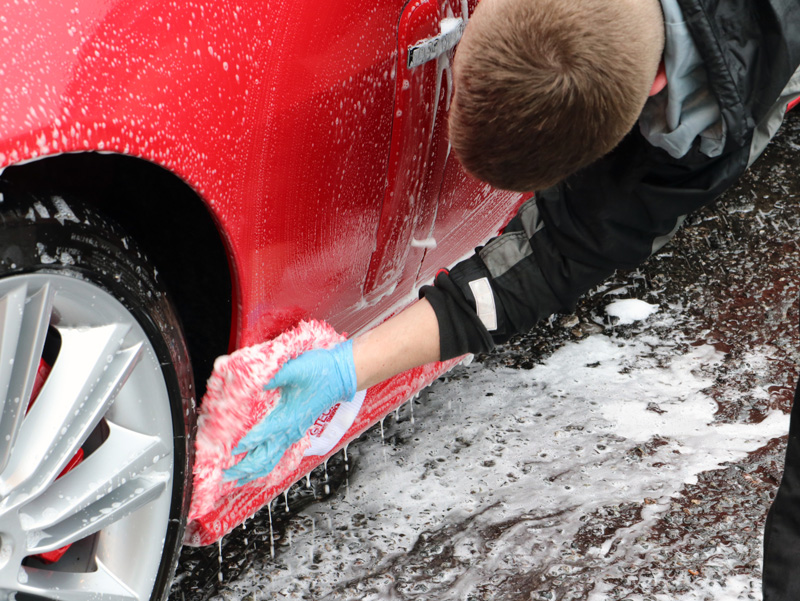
[224,299,441,483]
[422,127,756,361]
[352,298,440,390]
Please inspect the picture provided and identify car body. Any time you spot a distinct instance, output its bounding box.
[0,0,527,599]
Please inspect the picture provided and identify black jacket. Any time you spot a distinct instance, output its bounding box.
[422,0,800,360]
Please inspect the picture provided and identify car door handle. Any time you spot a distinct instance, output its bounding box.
[407,17,465,69]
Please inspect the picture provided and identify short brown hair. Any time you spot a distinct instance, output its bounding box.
[449,0,660,192]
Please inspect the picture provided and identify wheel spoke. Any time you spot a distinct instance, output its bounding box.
[20,559,138,601]
[0,324,141,504]
[0,283,53,472]
[22,422,169,530]
[0,271,180,601]
[26,473,168,554]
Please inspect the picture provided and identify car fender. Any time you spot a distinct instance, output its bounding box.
[0,0,404,344]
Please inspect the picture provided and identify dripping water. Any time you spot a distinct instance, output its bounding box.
[267,500,275,559]
[309,516,316,563]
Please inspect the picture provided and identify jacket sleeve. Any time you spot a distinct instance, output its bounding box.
[420,127,753,360]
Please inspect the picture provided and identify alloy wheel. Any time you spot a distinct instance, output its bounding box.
[0,273,175,600]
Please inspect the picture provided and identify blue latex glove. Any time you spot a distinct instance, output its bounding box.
[223,340,357,484]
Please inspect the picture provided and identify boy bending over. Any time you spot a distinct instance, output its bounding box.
[231,0,800,597]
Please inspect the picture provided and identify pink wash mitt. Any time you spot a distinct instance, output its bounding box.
[185,320,353,543]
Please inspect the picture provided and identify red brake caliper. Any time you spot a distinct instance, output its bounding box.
[28,358,85,564]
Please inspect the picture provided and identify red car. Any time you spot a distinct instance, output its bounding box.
[0,1,526,599]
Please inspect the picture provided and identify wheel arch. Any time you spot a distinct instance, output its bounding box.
[0,152,233,396]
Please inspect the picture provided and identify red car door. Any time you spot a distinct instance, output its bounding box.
[361,0,465,307]
[417,1,531,284]
[361,0,527,322]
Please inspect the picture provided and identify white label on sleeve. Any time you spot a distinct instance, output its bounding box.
[469,277,498,331]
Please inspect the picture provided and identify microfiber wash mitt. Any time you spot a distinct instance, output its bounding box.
[185,320,364,545]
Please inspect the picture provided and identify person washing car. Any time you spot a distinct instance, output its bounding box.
[227,0,800,597]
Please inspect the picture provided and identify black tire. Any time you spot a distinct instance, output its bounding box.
[0,182,195,601]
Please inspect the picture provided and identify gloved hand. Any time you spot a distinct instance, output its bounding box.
[223,340,357,484]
